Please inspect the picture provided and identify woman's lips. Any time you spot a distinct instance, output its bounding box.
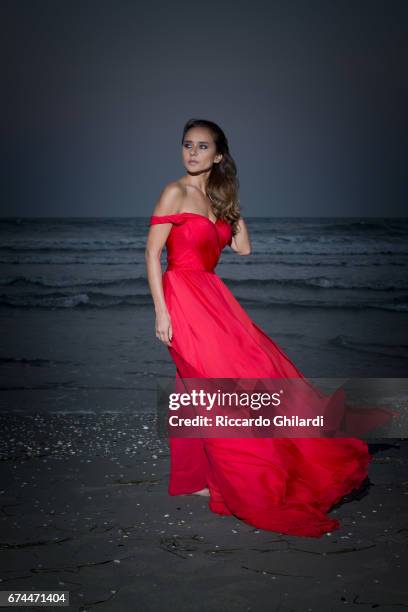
[188,160,199,164]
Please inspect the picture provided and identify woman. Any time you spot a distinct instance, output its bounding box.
[145,118,391,538]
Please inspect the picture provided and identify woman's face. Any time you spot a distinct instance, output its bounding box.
[182,127,222,173]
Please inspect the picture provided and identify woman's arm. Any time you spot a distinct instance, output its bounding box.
[145,183,182,346]
[230,217,251,255]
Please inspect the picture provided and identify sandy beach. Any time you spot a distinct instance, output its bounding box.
[1,411,407,611]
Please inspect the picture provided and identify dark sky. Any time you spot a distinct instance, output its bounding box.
[2,0,407,217]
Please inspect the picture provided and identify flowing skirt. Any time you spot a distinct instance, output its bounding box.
[163,269,391,537]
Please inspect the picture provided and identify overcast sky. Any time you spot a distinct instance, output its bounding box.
[2,0,407,217]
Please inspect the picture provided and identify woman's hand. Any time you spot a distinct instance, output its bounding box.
[155,310,173,346]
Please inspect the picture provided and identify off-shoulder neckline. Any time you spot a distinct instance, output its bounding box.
[151,212,224,226]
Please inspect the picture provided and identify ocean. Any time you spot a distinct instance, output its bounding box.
[1,216,407,414]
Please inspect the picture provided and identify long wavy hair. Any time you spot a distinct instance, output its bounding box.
[181,118,241,236]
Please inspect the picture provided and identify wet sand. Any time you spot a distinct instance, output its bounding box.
[0,412,407,611]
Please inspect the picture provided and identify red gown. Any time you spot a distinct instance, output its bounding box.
[149,212,391,537]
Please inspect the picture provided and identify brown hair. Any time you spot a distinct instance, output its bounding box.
[181,118,241,237]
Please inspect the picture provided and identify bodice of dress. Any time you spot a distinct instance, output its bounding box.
[149,212,233,272]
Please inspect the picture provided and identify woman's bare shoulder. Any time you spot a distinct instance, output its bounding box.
[152,181,185,216]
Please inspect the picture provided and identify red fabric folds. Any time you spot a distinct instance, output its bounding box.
[149,212,393,537]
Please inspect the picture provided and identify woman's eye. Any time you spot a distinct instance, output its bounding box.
[183,143,208,149]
